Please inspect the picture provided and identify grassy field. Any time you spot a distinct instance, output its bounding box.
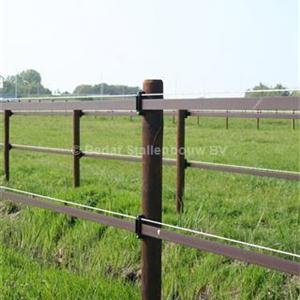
[0,114,299,299]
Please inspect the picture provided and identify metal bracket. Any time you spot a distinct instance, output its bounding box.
[184,110,191,118]
[184,159,190,169]
[73,149,84,158]
[8,144,12,151]
[135,214,145,239]
[136,91,145,116]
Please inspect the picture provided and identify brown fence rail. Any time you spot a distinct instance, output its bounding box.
[3,110,300,119]
[1,95,300,111]
[1,79,300,299]
[0,143,299,182]
[1,189,299,278]
[4,109,300,131]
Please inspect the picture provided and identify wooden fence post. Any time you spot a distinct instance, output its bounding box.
[141,79,163,300]
[226,111,229,129]
[256,110,260,130]
[292,110,295,130]
[73,110,82,187]
[197,115,200,126]
[4,110,12,181]
[176,110,188,213]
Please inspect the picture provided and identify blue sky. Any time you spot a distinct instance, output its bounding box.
[0,0,299,94]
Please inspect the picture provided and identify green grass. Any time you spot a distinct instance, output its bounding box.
[0,115,299,299]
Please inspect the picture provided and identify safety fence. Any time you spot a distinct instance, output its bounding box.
[1,87,300,213]
[0,79,300,299]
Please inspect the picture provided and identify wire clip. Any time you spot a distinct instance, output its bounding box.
[184,110,191,118]
[136,91,145,115]
[135,214,145,239]
[184,159,191,169]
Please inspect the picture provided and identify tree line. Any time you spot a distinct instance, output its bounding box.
[245,82,298,97]
[0,69,140,98]
[0,69,298,98]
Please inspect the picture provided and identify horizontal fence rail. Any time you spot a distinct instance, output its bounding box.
[1,96,300,111]
[1,143,299,181]
[1,110,299,120]
[1,189,299,276]
[189,111,300,119]
[188,161,300,181]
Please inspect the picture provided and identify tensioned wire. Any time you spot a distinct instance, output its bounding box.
[2,88,300,102]
[0,186,299,259]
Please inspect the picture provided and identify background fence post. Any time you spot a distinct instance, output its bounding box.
[4,110,12,181]
[292,110,295,130]
[176,110,187,213]
[73,110,82,187]
[141,79,163,300]
[226,111,229,129]
[257,110,260,130]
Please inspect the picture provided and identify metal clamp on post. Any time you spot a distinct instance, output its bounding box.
[77,151,84,159]
[73,148,84,159]
[184,110,190,118]
[136,91,145,115]
[184,159,191,169]
[135,214,145,239]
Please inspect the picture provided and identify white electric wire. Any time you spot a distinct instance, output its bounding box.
[2,88,299,103]
[0,186,299,259]
[0,186,135,220]
[141,218,300,259]
[2,94,137,102]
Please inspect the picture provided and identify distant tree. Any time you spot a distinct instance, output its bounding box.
[0,69,52,98]
[290,90,300,96]
[73,85,95,95]
[73,83,140,96]
[245,82,290,97]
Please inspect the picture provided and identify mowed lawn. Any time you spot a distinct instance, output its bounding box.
[0,114,299,299]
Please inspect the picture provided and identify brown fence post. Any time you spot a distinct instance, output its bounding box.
[197,115,200,126]
[176,110,188,213]
[73,110,82,187]
[256,110,260,130]
[4,110,12,181]
[141,79,163,300]
[226,111,229,129]
[292,110,295,130]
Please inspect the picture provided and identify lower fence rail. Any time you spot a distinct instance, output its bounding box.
[1,143,299,181]
[0,189,299,276]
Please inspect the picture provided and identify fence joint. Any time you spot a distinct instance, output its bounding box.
[135,214,145,239]
[184,159,191,169]
[136,91,145,115]
[184,110,190,118]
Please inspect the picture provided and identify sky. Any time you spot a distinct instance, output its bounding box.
[0,0,299,95]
